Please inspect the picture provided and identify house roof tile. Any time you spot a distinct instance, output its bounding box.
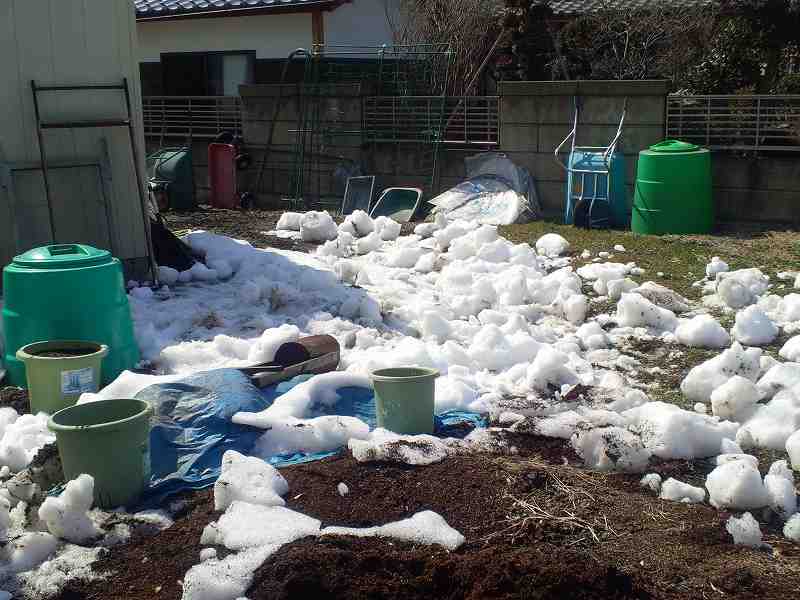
[548,0,712,16]
[134,0,340,19]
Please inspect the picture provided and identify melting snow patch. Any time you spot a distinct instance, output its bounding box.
[321,511,464,550]
[38,474,103,544]
[535,233,569,257]
[348,429,450,466]
[616,293,678,331]
[726,512,763,548]
[213,450,289,511]
[784,513,800,542]
[706,460,770,510]
[659,478,705,504]
[763,460,797,518]
[625,402,738,460]
[681,343,761,403]
[731,306,778,346]
[639,473,662,493]
[710,376,759,423]
[787,429,800,470]
[675,314,730,349]
[202,503,321,551]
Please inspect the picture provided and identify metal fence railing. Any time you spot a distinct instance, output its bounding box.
[142,96,242,140]
[667,94,800,152]
[363,96,500,145]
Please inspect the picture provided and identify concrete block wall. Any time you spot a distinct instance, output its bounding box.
[712,154,800,224]
[499,80,668,218]
[238,84,473,208]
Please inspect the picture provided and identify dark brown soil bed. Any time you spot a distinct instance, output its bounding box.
[161,206,418,254]
[0,385,29,414]
[34,348,99,358]
[52,439,800,600]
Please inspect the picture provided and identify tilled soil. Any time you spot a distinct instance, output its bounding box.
[161,206,418,254]
[54,439,800,600]
[0,385,29,414]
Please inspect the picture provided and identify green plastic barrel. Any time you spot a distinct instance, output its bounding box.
[16,340,108,414]
[632,140,713,235]
[2,244,139,388]
[147,147,196,210]
[49,398,152,508]
[371,367,438,435]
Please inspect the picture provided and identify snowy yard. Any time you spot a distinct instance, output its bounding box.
[2,208,800,599]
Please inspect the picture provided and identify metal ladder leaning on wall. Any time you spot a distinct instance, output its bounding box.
[30,78,157,283]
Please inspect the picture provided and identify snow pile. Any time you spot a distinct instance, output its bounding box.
[607,278,637,301]
[755,363,800,399]
[710,376,759,423]
[706,459,770,510]
[631,281,690,313]
[348,429,450,465]
[37,475,103,544]
[276,212,303,231]
[0,412,55,473]
[659,478,705,504]
[616,293,678,331]
[780,336,800,362]
[577,262,630,295]
[787,429,800,470]
[232,372,372,456]
[725,512,762,548]
[321,510,465,550]
[373,216,402,241]
[213,450,289,511]
[737,390,800,449]
[681,343,761,403]
[675,314,730,349]
[182,545,276,600]
[571,426,650,472]
[715,268,769,309]
[730,306,778,346]
[535,233,569,257]
[625,401,738,459]
[300,211,338,242]
[706,257,729,278]
[763,460,797,518]
[202,503,321,550]
[785,513,800,542]
[340,210,374,237]
[640,473,662,493]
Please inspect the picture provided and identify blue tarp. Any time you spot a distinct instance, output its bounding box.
[135,369,485,508]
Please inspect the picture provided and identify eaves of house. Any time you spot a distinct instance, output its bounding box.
[134,0,349,21]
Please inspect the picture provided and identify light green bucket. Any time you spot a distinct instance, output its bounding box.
[371,367,439,435]
[16,340,108,414]
[48,399,152,508]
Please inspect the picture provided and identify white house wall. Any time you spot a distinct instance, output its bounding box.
[137,13,313,61]
[324,0,396,47]
[0,0,149,269]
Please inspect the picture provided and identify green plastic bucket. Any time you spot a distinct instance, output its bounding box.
[371,367,439,435]
[16,340,108,415]
[48,399,152,508]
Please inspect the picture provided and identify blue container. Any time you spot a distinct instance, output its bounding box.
[565,150,628,228]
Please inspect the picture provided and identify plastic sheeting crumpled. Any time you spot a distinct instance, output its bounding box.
[134,369,484,507]
[428,152,542,225]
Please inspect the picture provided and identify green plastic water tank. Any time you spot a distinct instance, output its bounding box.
[632,140,713,235]
[2,244,140,388]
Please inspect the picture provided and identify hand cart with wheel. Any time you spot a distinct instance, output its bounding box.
[554,97,628,229]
